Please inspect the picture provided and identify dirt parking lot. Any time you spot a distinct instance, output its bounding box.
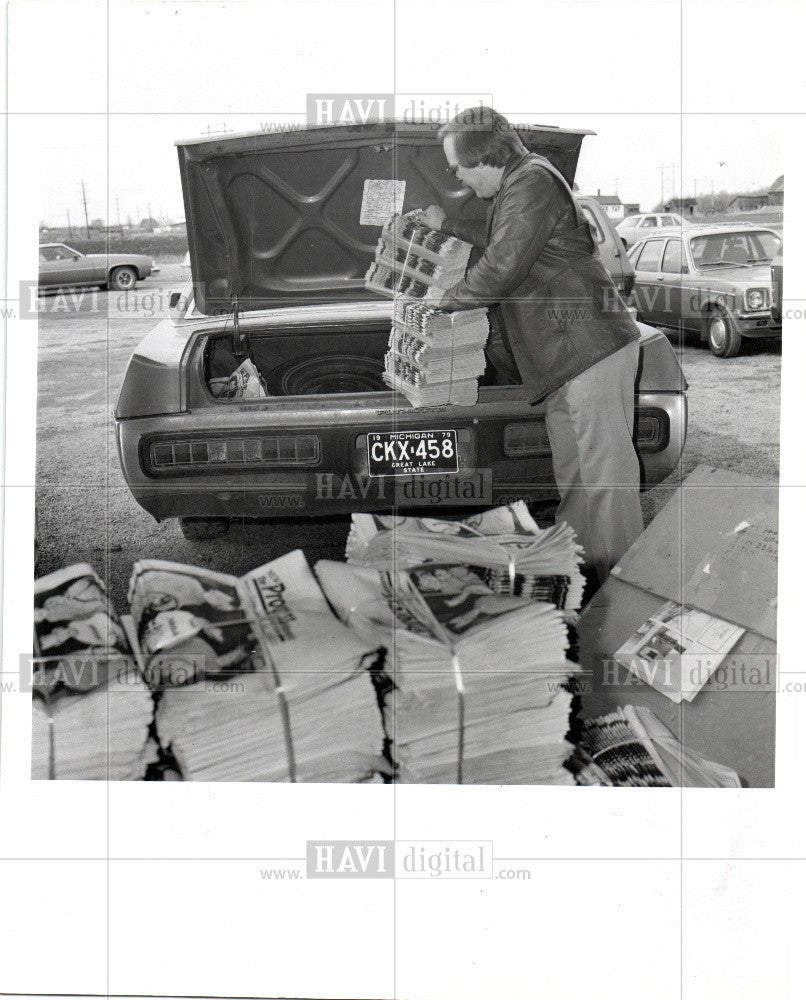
[34,261,781,606]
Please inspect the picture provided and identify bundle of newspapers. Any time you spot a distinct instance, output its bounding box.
[346,502,585,614]
[384,300,489,406]
[365,214,473,301]
[129,551,384,782]
[576,705,741,787]
[364,215,488,407]
[315,558,578,784]
[32,564,157,780]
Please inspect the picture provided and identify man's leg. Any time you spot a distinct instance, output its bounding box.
[544,341,643,583]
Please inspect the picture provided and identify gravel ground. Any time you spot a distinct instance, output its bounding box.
[34,260,781,607]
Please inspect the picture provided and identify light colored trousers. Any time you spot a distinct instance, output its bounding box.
[543,340,643,582]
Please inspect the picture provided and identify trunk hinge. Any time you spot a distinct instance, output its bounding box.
[231,295,250,358]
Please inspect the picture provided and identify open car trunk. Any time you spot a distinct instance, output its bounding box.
[203,321,507,400]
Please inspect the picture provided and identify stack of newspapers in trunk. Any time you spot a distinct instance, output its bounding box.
[32,565,157,780]
[364,215,489,407]
[385,300,489,406]
[131,551,384,782]
[315,503,586,784]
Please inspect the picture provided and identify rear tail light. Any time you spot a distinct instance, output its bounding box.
[504,410,666,460]
[635,411,666,450]
[503,422,550,458]
[146,434,320,474]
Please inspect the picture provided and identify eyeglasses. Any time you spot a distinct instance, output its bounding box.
[445,163,462,178]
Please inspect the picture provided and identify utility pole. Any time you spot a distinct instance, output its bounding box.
[66,208,73,240]
[81,178,91,237]
[115,194,122,230]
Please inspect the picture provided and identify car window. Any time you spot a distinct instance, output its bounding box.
[639,217,658,228]
[580,205,605,244]
[620,215,639,228]
[690,230,782,268]
[39,246,63,262]
[634,239,665,271]
[661,239,683,273]
[661,216,677,226]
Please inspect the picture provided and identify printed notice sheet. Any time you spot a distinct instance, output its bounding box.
[614,601,745,704]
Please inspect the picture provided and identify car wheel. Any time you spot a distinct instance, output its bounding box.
[109,265,138,291]
[706,307,742,358]
[179,517,230,540]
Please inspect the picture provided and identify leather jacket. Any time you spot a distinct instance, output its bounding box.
[439,151,641,403]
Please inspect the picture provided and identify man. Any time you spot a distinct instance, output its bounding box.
[415,106,643,586]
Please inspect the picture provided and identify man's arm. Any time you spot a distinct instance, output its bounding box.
[440,215,488,249]
[439,168,568,310]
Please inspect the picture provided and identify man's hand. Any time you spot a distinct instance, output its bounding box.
[410,204,447,229]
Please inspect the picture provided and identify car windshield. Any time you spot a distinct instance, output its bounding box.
[689,230,781,269]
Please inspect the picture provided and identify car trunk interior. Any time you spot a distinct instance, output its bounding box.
[204,325,510,399]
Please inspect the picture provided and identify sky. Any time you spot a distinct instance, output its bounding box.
[30,110,783,228]
[8,0,793,227]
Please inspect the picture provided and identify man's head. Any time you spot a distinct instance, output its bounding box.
[438,106,527,199]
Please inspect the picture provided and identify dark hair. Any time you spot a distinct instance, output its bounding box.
[438,106,528,168]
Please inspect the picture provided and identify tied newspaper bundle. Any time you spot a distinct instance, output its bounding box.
[131,551,385,782]
[346,502,585,613]
[32,565,157,780]
[577,705,741,787]
[364,214,489,407]
[384,301,490,406]
[315,559,578,785]
[365,214,473,301]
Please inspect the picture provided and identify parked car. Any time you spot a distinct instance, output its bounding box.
[616,212,686,248]
[116,122,687,540]
[39,243,159,291]
[628,224,782,357]
[579,198,635,298]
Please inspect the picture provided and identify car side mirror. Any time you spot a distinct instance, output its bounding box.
[681,265,689,274]
[73,254,80,260]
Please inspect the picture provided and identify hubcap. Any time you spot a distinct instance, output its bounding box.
[119,271,134,288]
[710,316,726,349]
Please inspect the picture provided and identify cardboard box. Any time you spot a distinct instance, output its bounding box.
[578,465,777,787]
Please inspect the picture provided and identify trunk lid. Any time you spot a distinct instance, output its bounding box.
[176,121,593,315]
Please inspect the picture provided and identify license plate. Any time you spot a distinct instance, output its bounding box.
[367,429,459,477]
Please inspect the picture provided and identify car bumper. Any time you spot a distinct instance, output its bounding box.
[735,312,781,338]
[116,390,687,522]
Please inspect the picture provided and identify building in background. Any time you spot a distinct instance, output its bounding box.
[592,192,624,222]
[767,175,784,206]
[664,196,698,216]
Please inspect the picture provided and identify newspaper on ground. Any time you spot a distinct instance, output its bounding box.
[346,502,585,613]
[314,559,577,784]
[32,564,157,780]
[578,704,741,787]
[614,601,745,704]
[136,550,385,782]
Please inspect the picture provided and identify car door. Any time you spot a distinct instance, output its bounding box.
[631,238,667,323]
[39,245,77,287]
[659,237,686,330]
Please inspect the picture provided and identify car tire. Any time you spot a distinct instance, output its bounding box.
[179,517,230,541]
[706,307,742,358]
[108,265,138,291]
